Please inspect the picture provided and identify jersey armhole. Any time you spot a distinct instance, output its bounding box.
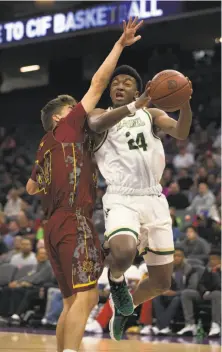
[142,108,160,140]
[93,130,109,152]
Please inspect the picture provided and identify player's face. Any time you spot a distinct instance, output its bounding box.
[110,74,139,107]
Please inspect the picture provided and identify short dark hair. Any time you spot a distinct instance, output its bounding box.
[41,95,77,132]
[186,225,197,233]
[174,247,185,255]
[110,65,143,93]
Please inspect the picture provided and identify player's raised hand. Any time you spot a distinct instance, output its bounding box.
[118,17,143,47]
[135,81,152,109]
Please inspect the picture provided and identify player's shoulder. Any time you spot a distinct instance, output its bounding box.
[141,107,154,123]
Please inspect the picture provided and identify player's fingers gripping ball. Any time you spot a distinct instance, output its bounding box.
[148,70,193,112]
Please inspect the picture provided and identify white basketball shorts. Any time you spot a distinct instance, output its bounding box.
[103,193,174,266]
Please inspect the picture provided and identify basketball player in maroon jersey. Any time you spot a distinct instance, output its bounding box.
[26,18,143,352]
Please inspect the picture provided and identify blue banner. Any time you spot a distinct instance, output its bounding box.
[0,0,182,47]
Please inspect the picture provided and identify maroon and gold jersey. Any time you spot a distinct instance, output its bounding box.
[31,102,97,219]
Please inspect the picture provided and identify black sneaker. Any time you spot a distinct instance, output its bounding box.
[109,296,135,341]
[108,269,134,316]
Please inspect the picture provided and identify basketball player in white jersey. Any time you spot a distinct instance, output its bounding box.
[87,65,193,340]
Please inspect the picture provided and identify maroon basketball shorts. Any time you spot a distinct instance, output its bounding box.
[44,210,103,298]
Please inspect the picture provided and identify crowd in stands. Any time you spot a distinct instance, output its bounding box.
[0,45,221,338]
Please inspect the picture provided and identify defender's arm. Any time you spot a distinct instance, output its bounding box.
[88,87,151,133]
[81,18,143,114]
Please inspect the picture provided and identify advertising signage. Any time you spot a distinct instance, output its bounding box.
[0,0,182,48]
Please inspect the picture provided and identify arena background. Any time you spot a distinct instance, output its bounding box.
[0,0,221,348]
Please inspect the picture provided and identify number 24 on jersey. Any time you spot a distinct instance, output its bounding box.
[127,132,148,151]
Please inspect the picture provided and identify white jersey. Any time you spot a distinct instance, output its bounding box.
[94,108,165,195]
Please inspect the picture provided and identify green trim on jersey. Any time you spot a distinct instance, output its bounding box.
[142,108,160,140]
[141,247,175,256]
[93,130,108,152]
[105,227,139,240]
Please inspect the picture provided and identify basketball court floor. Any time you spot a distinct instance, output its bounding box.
[0,329,221,352]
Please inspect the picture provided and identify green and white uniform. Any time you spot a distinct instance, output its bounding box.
[94,107,174,266]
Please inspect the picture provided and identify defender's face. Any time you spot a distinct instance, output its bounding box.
[110,74,139,107]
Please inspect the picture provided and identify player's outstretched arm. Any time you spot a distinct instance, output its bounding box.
[88,83,151,133]
[81,17,143,115]
[148,79,193,140]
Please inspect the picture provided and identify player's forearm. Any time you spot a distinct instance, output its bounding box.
[91,41,124,92]
[88,91,150,133]
[175,101,192,139]
[88,105,131,133]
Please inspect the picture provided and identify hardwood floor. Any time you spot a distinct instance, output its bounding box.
[0,332,220,352]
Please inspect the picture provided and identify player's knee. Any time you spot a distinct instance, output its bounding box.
[113,247,136,271]
[74,288,99,313]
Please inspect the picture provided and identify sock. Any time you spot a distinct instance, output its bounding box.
[110,273,124,283]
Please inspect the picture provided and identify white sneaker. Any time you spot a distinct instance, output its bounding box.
[41,318,47,325]
[85,320,103,334]
[159,327,172,335]
[140,325,152,335]
[208,322,220,337]
[11,314,20,321]
[152,326,160,335]
[177,324,197,336]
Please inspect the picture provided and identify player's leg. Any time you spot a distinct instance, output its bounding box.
[103,196,140,316]
[109,260,173,342]
[57,295,75,352]
[64,288,99,350]
[57,215,103,352]
[109,195,174,341]
[43,231,74,352]
[105,234,137,278]
[132,261,173,306]
[133,195,174,305]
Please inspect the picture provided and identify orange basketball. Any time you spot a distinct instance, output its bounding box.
[149,70,191,112]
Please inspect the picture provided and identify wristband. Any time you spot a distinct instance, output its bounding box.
[127,101,137,114]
